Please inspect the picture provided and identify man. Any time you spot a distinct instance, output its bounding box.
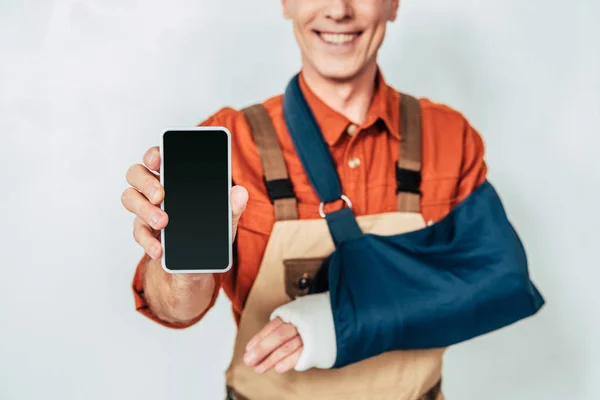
[121,0,487,398]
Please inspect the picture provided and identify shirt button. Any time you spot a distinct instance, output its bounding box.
[346,124,358,137]
[348,157,361,168]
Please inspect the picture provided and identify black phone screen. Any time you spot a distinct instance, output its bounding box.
[161,128,231,273]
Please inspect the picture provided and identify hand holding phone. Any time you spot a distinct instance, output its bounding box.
[121,128,247,273]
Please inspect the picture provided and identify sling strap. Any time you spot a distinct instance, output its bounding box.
[283,75,364,246]
[396,93,423,213]
[242,104,298,221]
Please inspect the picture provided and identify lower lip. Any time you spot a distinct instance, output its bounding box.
[315,32,361,50]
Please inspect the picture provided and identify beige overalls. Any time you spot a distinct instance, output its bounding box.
[224,94,446,400]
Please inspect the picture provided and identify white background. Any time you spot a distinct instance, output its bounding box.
[1,0,598,399]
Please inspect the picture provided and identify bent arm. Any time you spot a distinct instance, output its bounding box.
[269,120,543,370]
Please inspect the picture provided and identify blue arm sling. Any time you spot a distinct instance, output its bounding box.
[282,74,545,369]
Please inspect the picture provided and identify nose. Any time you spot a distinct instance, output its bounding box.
[324,0,352,22]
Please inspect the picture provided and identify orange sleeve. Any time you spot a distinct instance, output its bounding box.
[453,120,488,206]
[130,112,231,329]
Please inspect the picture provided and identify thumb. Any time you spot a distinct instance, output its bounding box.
[231,185,249,240]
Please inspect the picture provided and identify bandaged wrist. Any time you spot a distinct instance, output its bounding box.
[269,292,337,371]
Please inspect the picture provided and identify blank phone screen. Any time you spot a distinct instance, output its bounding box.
[161,129,231,272]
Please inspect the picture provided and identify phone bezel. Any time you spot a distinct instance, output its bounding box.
[159,127,233,274]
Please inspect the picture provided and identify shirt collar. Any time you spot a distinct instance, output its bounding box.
[297,67,400,146]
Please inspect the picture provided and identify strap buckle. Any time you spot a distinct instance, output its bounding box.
[319,195,352,218]
[396,167,422,195]
[264,177,295,203]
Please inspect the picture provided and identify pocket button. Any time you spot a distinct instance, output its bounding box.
[297,273,311,290]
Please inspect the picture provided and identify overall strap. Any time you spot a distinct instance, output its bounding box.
[396,93,422,213]
[242,104,298,221]
[283,74,363,246]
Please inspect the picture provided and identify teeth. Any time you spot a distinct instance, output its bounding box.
[320,33,356,44]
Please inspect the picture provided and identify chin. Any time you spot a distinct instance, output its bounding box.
[309,59,367,83]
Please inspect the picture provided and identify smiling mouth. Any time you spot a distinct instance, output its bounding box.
[314,30,362,45]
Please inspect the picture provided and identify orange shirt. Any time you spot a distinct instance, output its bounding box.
[131,69,487,329]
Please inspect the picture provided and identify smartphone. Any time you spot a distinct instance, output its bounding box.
[159,127,232,273]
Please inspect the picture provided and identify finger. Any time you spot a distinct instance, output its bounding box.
[133,216,162,259]
[125,163,164,205]
[243,322,299,367]
[143,146,161,173]
[121,187,168,230]
[274,346,303,374]
[254,335,302,374]
[246,318,283,351]
[231,185,249,241]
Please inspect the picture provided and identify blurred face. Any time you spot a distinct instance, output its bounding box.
[282,0,400,82]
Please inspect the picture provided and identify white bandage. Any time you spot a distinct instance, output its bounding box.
[269,292,337,371]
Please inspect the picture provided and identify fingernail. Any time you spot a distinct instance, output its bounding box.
[232,198,243,213]
[246,340,256,350]
[255,365,265,374]
[149,154,157,165]
[147,186,158,202]
[150,212,163,227]
[232,191,248,212]
[243,352,256,365]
